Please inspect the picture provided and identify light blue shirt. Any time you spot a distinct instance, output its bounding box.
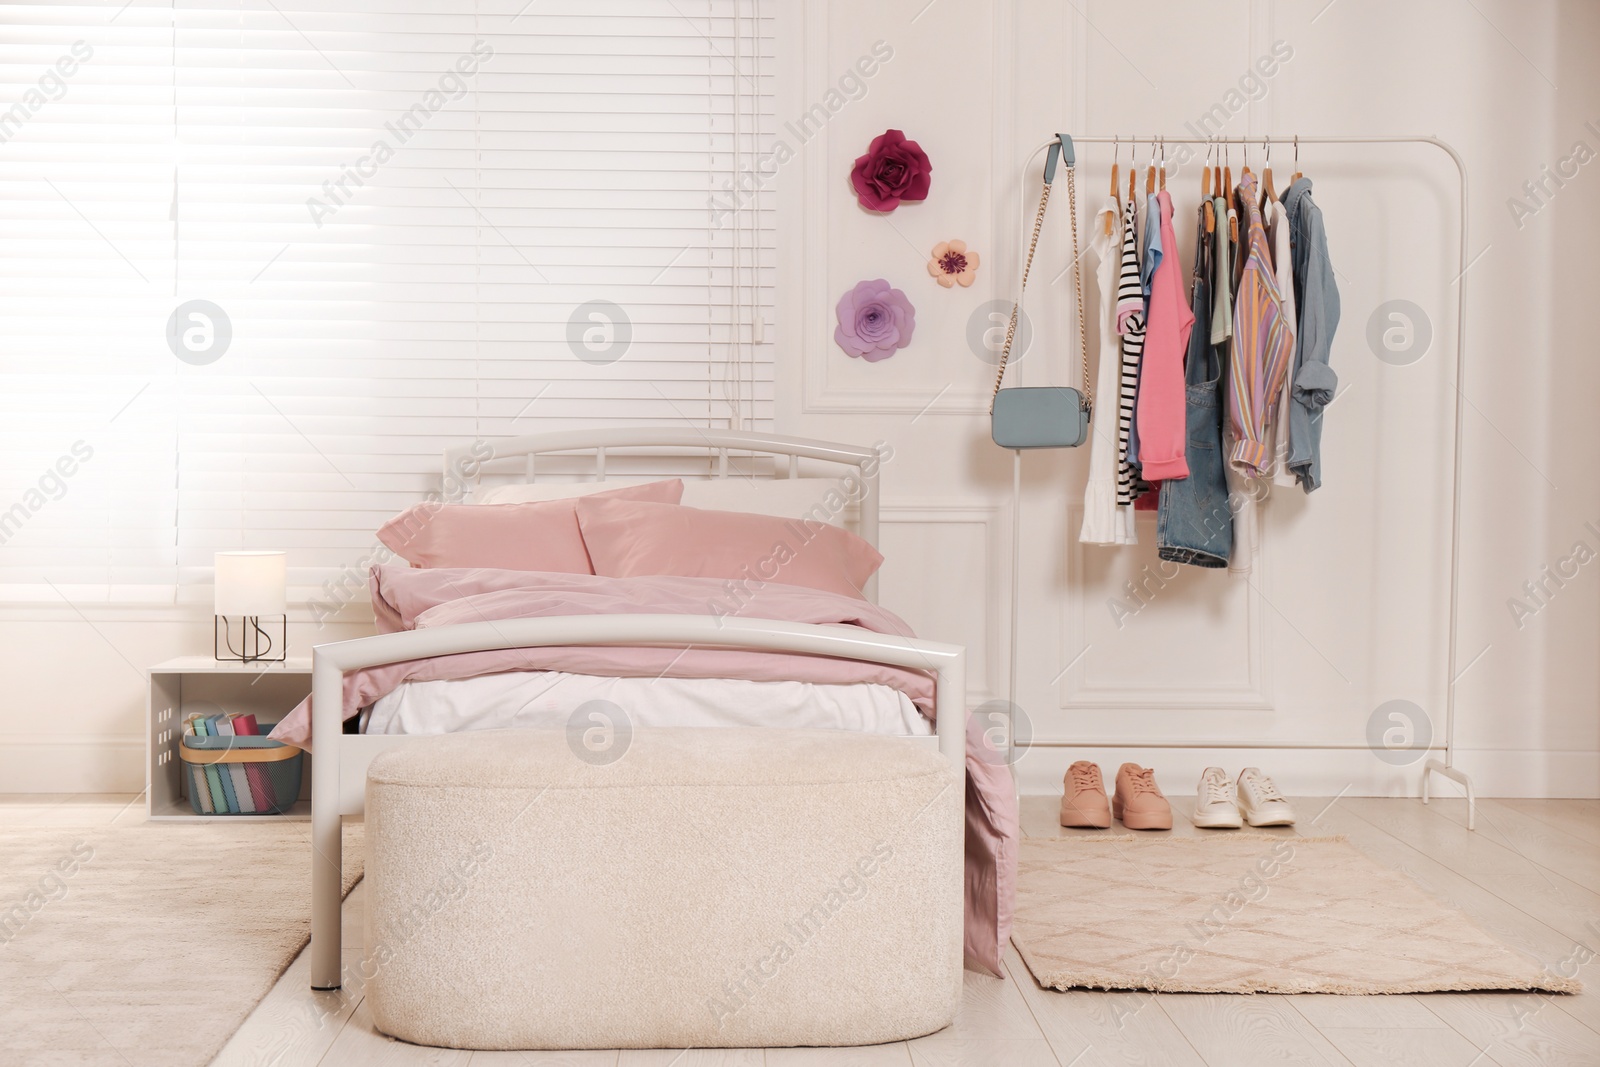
[1140,191,1162,303]
[1283,178,1341,493]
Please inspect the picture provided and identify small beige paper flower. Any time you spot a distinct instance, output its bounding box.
[928,240,979,287]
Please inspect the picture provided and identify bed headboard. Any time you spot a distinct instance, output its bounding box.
[442,429,885,601]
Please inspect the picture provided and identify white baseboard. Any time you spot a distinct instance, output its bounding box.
[0,734,144,794]
[1013,746,1600,799]
[1446,748,1600,798]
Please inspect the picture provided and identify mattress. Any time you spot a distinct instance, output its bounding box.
[363,670,932,738]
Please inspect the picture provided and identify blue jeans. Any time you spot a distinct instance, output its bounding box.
[1157,236,1232,568]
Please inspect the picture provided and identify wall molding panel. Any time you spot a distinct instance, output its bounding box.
[1060,509,1274,712]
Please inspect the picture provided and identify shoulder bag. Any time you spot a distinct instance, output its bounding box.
[990,133,1092,449]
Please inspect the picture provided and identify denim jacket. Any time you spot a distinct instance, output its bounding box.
[1283,178,1341,492]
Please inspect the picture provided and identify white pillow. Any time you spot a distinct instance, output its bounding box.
[474,479,655,505]
[479,477,857,526]
[681,478,857,526]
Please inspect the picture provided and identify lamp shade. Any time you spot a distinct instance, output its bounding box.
[214,551,287,616]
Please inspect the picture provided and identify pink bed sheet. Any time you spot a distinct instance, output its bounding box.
[271,565,1017,975]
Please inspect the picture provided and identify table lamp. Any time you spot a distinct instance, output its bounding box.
[214,551,287,662]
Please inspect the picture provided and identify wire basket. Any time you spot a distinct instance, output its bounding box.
[181,735,303,815]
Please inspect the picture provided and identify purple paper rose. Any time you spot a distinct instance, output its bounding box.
[850,129,932,212]
[835,279,915,361]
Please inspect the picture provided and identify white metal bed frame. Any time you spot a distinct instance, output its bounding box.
[308,429,966,991]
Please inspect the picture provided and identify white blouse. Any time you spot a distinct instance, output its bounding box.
[1080,195,1139,546]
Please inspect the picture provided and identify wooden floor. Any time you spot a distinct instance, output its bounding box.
[7,793,1598,1066]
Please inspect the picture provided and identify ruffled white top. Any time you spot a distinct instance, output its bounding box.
[1080,195,1138,546]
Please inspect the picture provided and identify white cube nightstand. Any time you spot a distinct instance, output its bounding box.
[147,656,314,821]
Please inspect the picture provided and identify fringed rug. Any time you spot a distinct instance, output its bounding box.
[1012,834,1579,995]
[0,818,362,1067]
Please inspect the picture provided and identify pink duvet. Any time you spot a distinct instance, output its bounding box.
[272,565,1017,974]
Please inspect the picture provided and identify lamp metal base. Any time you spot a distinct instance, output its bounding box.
[214,615,287,663]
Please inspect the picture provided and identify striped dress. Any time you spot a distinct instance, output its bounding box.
[1114,198,1152,504]
[1227,173,1295,475]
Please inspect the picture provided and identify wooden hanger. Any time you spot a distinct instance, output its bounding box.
[1223,140,1233,199]
[1290,134,1303,187]
[1202,139,1215,234]
[1260,136,1276,208]
[1145,138,1156,195]
[1128,138,1138,203]
[1107,137,1119,235]
[1158,137,1166,191]
[1225,142,1238,243]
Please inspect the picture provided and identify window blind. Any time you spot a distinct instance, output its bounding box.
[0,0,774,600]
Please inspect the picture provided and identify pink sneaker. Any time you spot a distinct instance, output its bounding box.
[1113,763,1172,830]
[1060,761,1112,828]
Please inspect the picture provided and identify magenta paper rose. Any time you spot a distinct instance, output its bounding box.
[850,129,932,212]
[835,279,915,361]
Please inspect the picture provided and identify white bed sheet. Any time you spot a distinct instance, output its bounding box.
[363,670,931,738]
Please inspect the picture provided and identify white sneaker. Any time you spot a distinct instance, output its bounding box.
[1236,767,1296,826]
[1192,767,1243,828]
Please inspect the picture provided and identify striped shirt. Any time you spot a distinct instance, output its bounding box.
[1115,198,1152,504]
[1227,173,1295,475]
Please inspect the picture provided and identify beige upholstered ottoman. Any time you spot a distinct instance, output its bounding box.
[363,726,963,1050]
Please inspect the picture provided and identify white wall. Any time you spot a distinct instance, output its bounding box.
[3,0,1596,798]
[0,604,373,792]
[771,0,1600,797]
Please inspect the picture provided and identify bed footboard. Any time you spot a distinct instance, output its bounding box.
[309,614,965,990]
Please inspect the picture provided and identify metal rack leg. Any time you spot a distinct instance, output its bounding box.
[1008,449,1021,777]
[1422,758,1475,831]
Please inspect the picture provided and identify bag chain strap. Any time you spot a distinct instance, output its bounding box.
[990,142,1093,417]
[1065,164,1092,413]
[990,180,1050,403]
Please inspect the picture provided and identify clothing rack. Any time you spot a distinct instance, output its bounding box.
[1005,134,1475,829]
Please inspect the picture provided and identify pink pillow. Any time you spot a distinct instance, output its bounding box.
[575,496,883,600]
[378,480,683,572]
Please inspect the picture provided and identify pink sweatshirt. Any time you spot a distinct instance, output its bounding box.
[1134,189,1194,481]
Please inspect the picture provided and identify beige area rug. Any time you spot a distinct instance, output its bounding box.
[1013,834,1580,995]
[0,818,363,1067]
